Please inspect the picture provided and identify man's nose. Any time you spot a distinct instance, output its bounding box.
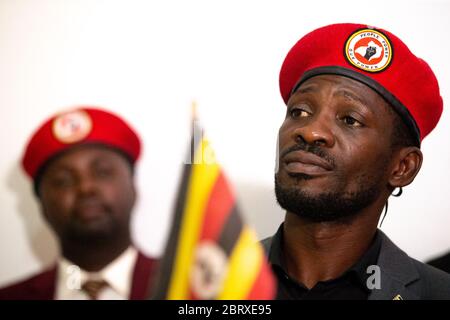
[291,113,335,148]
[76,174,99,196]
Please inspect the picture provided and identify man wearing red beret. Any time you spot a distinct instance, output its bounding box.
[262,23,450,299]
[0,107,158,300]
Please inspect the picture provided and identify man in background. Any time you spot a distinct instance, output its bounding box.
[0,107,157,299]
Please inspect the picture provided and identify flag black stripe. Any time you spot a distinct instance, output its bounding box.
[150,120,219,298]
[150,167,193,298]
[216,205,243,257]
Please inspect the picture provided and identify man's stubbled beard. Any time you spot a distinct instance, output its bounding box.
[275,142,386,224]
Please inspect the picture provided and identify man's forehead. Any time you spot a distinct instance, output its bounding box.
[291,75,386,107]
[44,144,127,171]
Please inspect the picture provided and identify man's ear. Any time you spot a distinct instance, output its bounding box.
[389,146,423,188]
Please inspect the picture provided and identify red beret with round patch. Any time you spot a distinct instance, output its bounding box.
[22,107,141,179]
[279,23,443,144]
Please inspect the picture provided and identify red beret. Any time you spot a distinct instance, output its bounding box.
[22,107,141,179]
[279,23,443,144]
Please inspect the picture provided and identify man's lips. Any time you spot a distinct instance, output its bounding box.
[73,201,109,221]
[283,150,333,175]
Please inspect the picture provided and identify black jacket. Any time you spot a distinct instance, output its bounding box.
[261,229,450,300]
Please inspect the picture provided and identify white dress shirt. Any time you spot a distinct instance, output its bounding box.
[55,246,138,300]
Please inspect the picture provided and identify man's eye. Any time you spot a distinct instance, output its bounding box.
[51,175,74,188]
[289,108,310,119]
[95,166,114,178]
[343,116,363,127]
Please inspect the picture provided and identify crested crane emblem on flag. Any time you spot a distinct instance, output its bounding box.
[190,241,228,299]
[151,104,276,300]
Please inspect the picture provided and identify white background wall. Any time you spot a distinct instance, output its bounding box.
[1,0,449,286]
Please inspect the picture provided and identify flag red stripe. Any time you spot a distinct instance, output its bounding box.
[246,257,277,300]
[199,171,235,242]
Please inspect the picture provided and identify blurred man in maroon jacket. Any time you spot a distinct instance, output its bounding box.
[0,107,158,300]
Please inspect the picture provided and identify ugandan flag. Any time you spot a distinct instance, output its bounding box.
[151,117,276,300]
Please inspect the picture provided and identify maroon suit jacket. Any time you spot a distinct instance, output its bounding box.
[0,251,158,300]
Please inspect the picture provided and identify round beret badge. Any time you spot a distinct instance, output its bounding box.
[52,110,93,144]
[345,28,393,72]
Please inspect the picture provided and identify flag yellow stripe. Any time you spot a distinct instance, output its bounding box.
[218,227,263,299]
[167,139,220,299]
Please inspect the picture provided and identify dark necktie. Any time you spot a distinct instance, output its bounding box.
[81,279,108,300]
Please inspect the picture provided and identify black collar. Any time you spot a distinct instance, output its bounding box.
[267,223,382,291]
